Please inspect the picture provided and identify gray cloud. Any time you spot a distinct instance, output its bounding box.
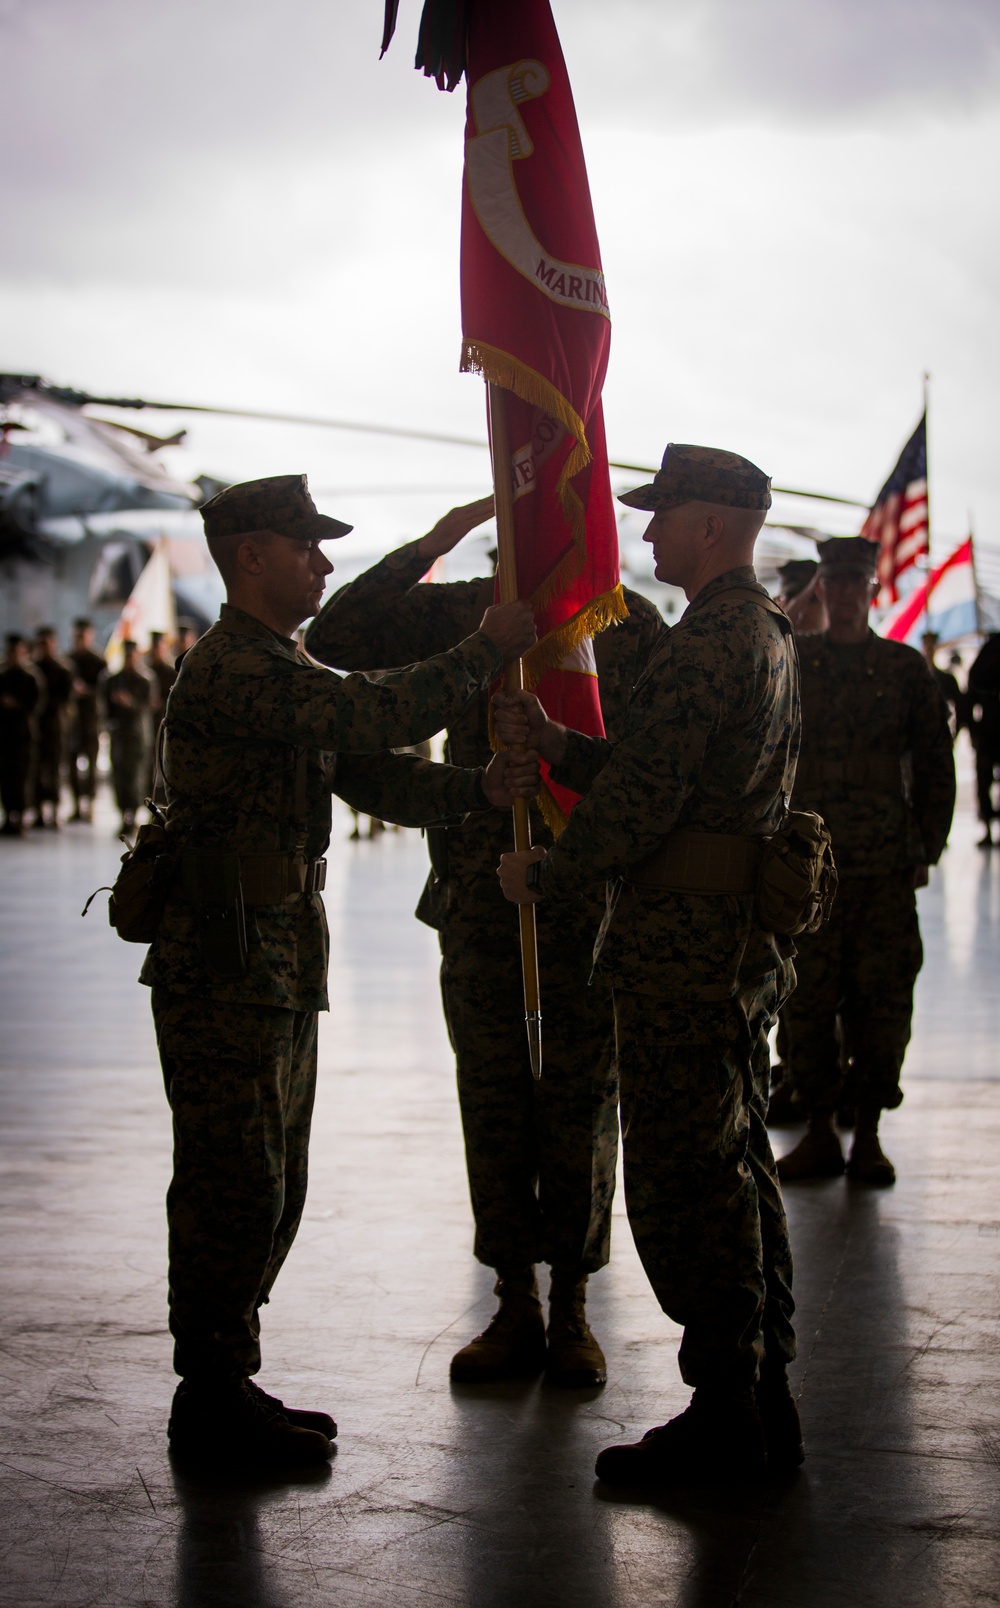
[571,0,1000,128]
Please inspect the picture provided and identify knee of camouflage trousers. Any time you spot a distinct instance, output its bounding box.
[614,983,795,1391]
[152,990,318,1379]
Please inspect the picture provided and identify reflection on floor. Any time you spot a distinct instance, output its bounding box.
[1,790,998,1608]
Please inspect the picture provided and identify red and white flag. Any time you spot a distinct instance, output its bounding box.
[460,0,623,829]
[879,536,978,647]
[387,0,624,831]
[861,414,929,604]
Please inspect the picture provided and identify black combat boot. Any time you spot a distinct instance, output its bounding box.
[776,1108,846,1181]
[755,1363,805,1471]
[167,1377,333,1467]
[594,1388,766,1487]
[449,1265,547,1382]
[243,1380,337,1439]
[847,1107,896,1185]
[546,1272,607,1388]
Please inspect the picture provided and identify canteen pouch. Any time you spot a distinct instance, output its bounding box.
[180,849,248,978]
[101,809,174,944]
[756,809,838,936]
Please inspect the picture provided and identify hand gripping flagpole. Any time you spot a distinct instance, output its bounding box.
[488,381,542,1080]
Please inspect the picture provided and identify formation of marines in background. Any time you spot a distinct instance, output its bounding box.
[0,617,198,836]
[5,441,982,1488]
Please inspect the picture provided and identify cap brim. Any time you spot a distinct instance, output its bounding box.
[312,513,353,540]
[617,485,690,512]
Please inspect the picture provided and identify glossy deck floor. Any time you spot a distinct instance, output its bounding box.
[1,775,998,1608]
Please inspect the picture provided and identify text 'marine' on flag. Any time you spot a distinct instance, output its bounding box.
[385,0,625,833]
[860,414,929,605]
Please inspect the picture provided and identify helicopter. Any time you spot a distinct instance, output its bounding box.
[0,373,231,649]
[3,371,884,652]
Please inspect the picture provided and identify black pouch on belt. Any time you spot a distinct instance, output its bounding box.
[181,849,248,978]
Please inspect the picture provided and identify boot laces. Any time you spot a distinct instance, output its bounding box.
[239,1379,290,1425]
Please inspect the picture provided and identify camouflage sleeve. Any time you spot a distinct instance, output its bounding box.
[548,730,614,795]
[908,660,956,863]
[333,749,489,826]
[305,540,489,669]
[539,636,713,897]
[200,632,503,753]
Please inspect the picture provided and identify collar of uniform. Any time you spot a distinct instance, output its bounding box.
[218,603,300,657]
[687,565,760,611]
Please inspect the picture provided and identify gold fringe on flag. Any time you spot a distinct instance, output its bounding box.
[462,339,595,606]
[488,583,629,839]
[536,781,570,838]
[466,340,625,840]
[521,582,628,690]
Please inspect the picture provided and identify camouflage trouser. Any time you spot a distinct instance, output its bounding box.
[0,736,31,818]
[70,706,101,802]
[783,871,922,1112]
[152,990,318,1380]
[614,964,796,1391]
[440,898,618,1275]
[110,731,147,815]
[975,742,999,824]
[31,727,64,806]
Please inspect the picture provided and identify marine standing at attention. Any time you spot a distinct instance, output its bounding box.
[495,444,803,1486]
[29,626,74,829]
[306,498,663,1389]
[0,634,42,836]
[776,537,955,1185]
[102,639,154,834]
[141,474,537,1469]
[67,617,107,823]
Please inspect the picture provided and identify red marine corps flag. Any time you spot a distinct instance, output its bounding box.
[383,0,621,1074]
[383,0,624,832]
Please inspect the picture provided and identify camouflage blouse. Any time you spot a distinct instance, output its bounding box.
[140,604,503,1009]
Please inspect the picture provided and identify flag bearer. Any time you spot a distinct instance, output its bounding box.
[777,538,955,1185]
[496,445,803,1485]
[306,497,664,1389]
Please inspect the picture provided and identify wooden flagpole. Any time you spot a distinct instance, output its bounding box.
[487,381,542,1079]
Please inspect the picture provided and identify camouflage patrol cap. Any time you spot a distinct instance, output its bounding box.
[816,536,879,578]
[777,558,818,599]
[200,474,353,542]
[618,443,772,512]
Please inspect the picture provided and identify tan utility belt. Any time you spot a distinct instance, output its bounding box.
[795,756,902,794]
[627,830,764,895]
[238,853,327,905]
[178,847,327,907]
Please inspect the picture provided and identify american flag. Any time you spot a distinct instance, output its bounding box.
[860,414,928,603]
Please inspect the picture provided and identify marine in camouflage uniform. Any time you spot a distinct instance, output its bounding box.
[305,506,663,1384]
[967,633,1000,847]
[67,618,107,821]
[777,537,955,1186]
[142,474,535,1466]
[29,627,74,828]
[101,641,154,830]
[0,634,42,834]
[145,630,178,798]
[497,445,803,1485]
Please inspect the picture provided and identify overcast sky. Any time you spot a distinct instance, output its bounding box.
[2,0,999,577]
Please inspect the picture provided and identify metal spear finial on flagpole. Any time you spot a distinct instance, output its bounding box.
[488,380,542,1080]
